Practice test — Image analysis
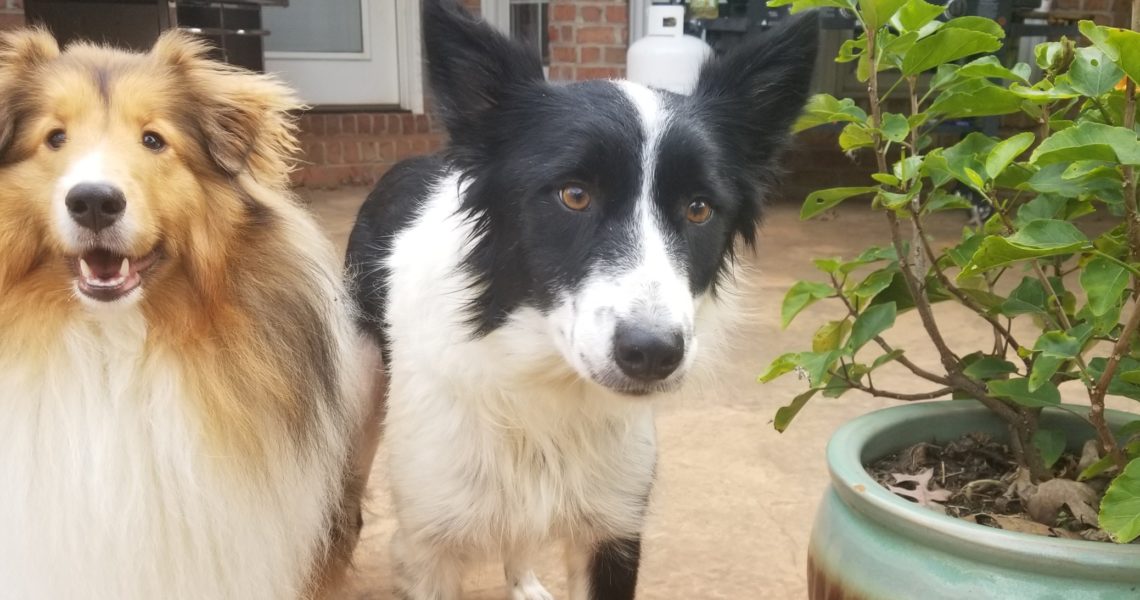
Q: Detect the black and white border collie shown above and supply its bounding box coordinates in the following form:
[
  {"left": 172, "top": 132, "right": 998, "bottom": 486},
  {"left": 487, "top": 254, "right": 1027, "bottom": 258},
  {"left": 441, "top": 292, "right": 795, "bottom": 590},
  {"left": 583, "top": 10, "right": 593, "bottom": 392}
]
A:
[{"left": 347, "top": 2, "right": 817, "bottom": 598}]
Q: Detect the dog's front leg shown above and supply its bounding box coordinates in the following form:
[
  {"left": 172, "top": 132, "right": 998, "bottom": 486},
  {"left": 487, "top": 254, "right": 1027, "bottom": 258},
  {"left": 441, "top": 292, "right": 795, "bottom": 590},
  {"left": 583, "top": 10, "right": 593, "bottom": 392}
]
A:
[
  {"left": 565, "top": 537, "right": 642, "bottom": 600},
  {"left": 390, "top": 529, "right": 464, "bottom": 600},
  {"left": 504, "top": 547, "right": 554, "bottom": 600}
]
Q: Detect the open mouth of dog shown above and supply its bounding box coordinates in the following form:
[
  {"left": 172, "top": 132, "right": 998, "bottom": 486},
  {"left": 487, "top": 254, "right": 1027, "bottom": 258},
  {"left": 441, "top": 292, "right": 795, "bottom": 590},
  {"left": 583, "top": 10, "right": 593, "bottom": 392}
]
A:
[{"left": 69, "top": 247, "right": 161, "bottom": 302}]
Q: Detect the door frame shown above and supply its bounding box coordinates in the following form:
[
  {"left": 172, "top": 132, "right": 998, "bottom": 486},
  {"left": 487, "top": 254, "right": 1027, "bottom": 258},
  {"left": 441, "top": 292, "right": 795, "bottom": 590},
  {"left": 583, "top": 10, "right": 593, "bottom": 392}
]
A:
[
  {"left": 396, "top": 0, "right": 425, "bottom": 113},
  {"left": 263, "top": 0, "right": 424, "bottom": 112}
]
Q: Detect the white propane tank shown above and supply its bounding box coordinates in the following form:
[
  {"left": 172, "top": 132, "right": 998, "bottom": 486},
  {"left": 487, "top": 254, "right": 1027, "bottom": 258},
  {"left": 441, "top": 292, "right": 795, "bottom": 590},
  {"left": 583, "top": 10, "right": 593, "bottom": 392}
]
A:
[{"left": 626, "top": 4, "right": 712, "bottom": 95}]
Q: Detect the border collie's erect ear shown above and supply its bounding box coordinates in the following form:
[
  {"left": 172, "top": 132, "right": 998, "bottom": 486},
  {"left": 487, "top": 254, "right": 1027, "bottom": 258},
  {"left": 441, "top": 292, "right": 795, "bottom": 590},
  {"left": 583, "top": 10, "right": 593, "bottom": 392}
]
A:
[
  {"left": 693, "top": 13, "right": 819, "bottom": 185},
  {"left": 422, "top": 0, "right": 545, "bottom": 136}
]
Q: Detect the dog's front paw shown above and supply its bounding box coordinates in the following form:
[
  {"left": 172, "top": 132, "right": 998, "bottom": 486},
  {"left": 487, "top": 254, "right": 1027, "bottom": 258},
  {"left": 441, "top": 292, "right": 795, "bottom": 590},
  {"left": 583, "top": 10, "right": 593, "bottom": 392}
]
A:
[{"left": 509, "top": 569, "right": 554, "bottom": 600}]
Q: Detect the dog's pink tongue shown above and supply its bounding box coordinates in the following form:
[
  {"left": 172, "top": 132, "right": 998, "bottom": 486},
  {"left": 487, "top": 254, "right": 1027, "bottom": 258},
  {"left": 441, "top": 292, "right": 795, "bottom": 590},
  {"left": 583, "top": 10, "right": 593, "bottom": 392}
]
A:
[{"left": 82, "top": 249, "right": 125, "bottom": 279}]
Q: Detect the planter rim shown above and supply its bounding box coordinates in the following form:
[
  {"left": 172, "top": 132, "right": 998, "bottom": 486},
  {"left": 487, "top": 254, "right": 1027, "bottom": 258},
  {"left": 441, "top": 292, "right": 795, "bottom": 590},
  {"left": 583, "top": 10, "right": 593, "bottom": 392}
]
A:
[{"left": 826, "top": 401, "right": 1140, "bottom": 578}]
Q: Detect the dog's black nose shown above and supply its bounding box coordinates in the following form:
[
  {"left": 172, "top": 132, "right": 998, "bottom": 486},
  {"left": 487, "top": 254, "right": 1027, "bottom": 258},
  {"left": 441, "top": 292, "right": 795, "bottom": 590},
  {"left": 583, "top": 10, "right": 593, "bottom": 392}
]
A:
[
  {"left": 614, "top": 323, "right": 685, "bottom": 382},
  {"left": 66, "top": 183, "right": 126, "bottom": 232}
]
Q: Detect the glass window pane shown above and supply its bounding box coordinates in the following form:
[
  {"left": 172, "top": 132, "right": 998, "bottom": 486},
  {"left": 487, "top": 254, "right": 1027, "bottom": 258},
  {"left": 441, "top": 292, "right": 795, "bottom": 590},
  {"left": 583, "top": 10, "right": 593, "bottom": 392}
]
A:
[
  {"left": 510, "top": 2, "right": 549, "bottom": 65},
  {"left": 263, "top": 0, "right": 364, "bottom": 54}
]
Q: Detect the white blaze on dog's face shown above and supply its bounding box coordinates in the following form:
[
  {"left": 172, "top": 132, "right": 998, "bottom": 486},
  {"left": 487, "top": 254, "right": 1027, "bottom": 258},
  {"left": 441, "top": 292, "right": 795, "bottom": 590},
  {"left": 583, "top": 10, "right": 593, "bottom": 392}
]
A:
[
  {"left": 549, "top": 82, "right": 700, "bottom": 395},
  {"left": 415, "top": 5, "right": 818, "bottom": 395},
  {"left": 0, "top": 30, "right": 300, "bottom": 311}
]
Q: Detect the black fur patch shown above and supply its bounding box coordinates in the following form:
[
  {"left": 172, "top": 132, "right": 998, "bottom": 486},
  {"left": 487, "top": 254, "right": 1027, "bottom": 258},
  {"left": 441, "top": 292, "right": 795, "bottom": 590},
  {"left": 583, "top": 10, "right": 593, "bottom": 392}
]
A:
[
  {"left": 589, "top": 537, "right": 641, "bottom": 600},
  {"left": 345, "top": 155, "right": 443, "bottom": 361}
]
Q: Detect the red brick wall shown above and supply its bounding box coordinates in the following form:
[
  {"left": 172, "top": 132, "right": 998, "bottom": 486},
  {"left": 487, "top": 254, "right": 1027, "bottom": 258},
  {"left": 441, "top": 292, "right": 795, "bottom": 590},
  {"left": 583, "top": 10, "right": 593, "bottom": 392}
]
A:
[
  {"left": 548, "top": 0, "right": 629, "bottom": 81},
  {"left": 0, "top": 0, "right": 24, "bottom": 30},
  {"left": 1051, "top": 0, "right": 1130, "bottom": 24},
  {"left": 292, "top": 111, "right": 445, "bottom": 188}
]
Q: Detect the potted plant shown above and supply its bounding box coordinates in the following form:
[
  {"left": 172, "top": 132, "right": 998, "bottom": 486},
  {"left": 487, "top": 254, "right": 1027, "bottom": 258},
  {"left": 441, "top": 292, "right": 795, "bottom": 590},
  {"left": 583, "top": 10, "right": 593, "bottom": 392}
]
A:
[{"left": 760, "top": 0, "right": 1140, "bottom": 595}]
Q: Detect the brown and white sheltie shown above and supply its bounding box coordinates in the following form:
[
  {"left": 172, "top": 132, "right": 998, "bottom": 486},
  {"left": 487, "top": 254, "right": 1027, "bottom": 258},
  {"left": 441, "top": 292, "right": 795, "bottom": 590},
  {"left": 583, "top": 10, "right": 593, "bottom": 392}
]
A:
[{"left": 0, "top": 29, "right": 371, "bottom": 599}]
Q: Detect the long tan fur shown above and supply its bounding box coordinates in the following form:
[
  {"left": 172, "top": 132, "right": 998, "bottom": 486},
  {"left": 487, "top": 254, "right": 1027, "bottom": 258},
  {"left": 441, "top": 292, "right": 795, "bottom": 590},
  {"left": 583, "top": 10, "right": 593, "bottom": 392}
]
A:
[{"left": 0, "top": 29, "right": 369, "bottom": 599}]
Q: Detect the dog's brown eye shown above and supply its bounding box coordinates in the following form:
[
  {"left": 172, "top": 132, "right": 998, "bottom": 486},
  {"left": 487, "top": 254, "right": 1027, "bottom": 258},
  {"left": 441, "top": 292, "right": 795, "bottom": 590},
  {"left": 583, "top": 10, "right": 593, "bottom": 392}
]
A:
[
  {"left": 142, "top": 131, "right": 166, "bottom": 152},
  {"left": 686, "top": 199, "right": 713, "bottom": 224},
  {"left": 46, "top": 129, "right": 67, "bottom": 150},
  {"left": 559, "top": 185, "right": 591, "bottom": 211}
]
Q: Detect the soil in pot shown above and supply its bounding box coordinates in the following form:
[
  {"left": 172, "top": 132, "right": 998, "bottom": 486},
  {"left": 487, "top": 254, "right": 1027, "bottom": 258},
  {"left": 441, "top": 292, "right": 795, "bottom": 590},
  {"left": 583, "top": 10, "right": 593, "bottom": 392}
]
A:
[{"left": 866, "top": 432, "right": 1134, "bottom": 543}]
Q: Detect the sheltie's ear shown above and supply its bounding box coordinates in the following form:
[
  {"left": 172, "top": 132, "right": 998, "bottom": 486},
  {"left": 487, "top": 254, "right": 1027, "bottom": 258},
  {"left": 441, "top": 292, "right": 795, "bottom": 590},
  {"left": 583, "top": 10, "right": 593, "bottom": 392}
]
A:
[
  {"left": 152, "top": 30, "right": 303, "bottom": 188},
  {"left": 422, "top": 0, "right": 544, "bottom": 137},
  {"left": 0, "top": 28, "right": 59, "bottom": 158}
]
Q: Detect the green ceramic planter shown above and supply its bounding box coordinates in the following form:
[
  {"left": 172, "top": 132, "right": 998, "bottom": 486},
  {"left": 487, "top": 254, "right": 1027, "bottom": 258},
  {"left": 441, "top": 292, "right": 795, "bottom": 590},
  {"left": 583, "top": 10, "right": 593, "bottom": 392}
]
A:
[{"left": 808, "top": 401, "right": 1140, "bottom": 600}]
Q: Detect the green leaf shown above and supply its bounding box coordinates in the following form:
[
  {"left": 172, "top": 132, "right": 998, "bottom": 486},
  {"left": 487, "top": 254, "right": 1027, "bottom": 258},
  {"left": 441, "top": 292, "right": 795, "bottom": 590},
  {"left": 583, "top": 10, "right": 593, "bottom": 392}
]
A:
[
  {"left": 985, "top": 132, "right": 1034, "bottom": 180},
  {"left": 1033, "top": 428, "right": 1067, "bottom": 469},
  {"left": 1067, "top": 47, "right": 1125, "bottom": 97},
  {"left": 923, "top": 189, "right": 972, "bottom": 214},
  {"left": 851, "top": 267, "right": 897, "bottom": 302},
  {"left": 1079, "top": 20, "right": 1140, "bottom": 84},
  {"left": 924, "top": 132, "right": 996, "bottom": 188},
  {"left": 767, "top": 0, "right": 855, "bottom": 11},
  {"left": 956, "top": 55, "right": 1031, "bottom": 84},
  {"left": 987, "top": 377, "right": 1061, "bottom": 407},
  {"left": 1034, "top": 330, "right": 1081, "bottom": 359},
  {"left": 872, "top": 173, "right": 902, "bottom": 186},
  {"left": 794, "top": 94, "right": 869, "bottom": 133},
  {"left": 801, "top": 186, "right": 878, "bottom": 220},
  {"left": 1008, "top": 81, "right": 1081, "bottom": 102},
  {"left": 813, "top": 258, "right": 841, "bottom": 274},
  {"left": 881, "top": 113, "right": 910, "bottom": 143},
  {"left": 891, "top": 0, "right": 945, "bottom": 31},
  {"left": 870, "top": 349, "right": 906, "bottom": 370},
  {"left": 800, "top": 350, "right": 842, "bottom": 387},
  {"left": 813, "top": 319, "right": 852, "bottom": 352},
  {"left": 1001, "top": 277, "right": 1048, "bottom": 316},
  {"left": 774, "top": 388, "right": 819, "bottom": 433},
  {"left": 1030, "top": 122, "right": 1140, "bottom": 166},
  {"left": 957, "top": 287, "right": 1006, "bottom": 310},
  {"left": 960, "top": 220, "right": 1090, "bottom": 278},
  {"left": 839, "top": 123, "right": 875, "bottom": 152},
  {"left": 1088, "top": 357, "right": 1140, "bottom": 401},
  {"left": 963, "top": 167, "right": 986, "bottom": 192},
  {"left": 1023, "top": 163, "right": 1123, "bottom": 202},
  {"left": 781, "top": 281, "right": 835, "bottom": 328},
  {"left": 948, "top": 232, "right": 984, "bottom": 268},
  {"left": 1080, "top": 257, "right": 1129, "bottom": 317},
  {"left": 1029, "top": 355, "right": 1064, "bottom": 391},
  {"left": 758, "top": 352, "right": 800, "bottom": 383},
  {"left": 901, "top": 18, "right": 1004, "bottom": 76},
  {"left": 963, "top": 355, "right": 1018, "bottom": 380},
  {"left": 846, "top": 302, "right": 897, "bottom": 354},
  {"left": 1014, "top": 194, "right": 1066, "bottom": 226},
  {"left": 1100, "top": 458, "right": 1140, "bottom": 543},
  {"left": 928, "top": 78, "right": 1026, "bottom": 118},
  {"left": 1120, "top": 370, "right": 1140, "bottom": 386},
  {"left": 862, "top": 0, "right": 909, "bottom": 29}
]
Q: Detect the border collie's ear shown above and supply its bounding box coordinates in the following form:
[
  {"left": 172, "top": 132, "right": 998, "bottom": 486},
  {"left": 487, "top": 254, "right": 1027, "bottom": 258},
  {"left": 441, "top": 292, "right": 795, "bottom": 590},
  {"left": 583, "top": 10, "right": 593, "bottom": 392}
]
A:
[
  {"left": 423, "top": 0, "right": 544, "bottom": 135},
  {"left": 0, "top": 29, "right": 59, "bottom": 157},
  {"left": 693, "top": 13, "right": 818, "bottom": 180},
  {"left": 153, "top": 30, "right": 303, "bottom": 188}
]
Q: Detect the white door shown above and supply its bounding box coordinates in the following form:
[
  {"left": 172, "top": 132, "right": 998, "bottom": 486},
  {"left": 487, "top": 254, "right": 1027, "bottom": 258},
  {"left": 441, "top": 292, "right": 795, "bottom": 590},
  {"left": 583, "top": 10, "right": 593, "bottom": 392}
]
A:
[{"left": 262, "top": 0, "right": 400, "bottom": 107}]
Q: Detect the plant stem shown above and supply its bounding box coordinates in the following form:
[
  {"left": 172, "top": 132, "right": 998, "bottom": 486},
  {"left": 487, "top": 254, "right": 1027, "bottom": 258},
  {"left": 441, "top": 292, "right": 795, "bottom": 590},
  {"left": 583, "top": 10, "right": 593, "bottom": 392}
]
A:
[
  {"left": 830, "top": 274, "right": 951, "bottom": 385},
  {"left": 829, "top": 370, "right": 952, "bottom": 401},
  {"left": 1123, "top": 0, "right": 1139, "bottom": 278},
  {"left": 1084, "top": 0, "right": 1138, "bottom": 471},
  {"left": 910, "top": 207, "right": 1027, "bottom": 362},
  {"left": 1089, "top": 304, "right": 1140, "bottom": 470}
]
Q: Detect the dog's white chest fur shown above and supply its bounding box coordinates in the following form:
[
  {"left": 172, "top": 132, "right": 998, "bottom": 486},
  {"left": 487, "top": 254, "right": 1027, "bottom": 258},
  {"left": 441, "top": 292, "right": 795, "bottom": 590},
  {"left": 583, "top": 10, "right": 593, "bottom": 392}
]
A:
[
  {"left": 383, "top": 178, "right": 658, "bottom": 553},
  {"left": 0, "top": 311, "right": 328, "bottom": 600}
]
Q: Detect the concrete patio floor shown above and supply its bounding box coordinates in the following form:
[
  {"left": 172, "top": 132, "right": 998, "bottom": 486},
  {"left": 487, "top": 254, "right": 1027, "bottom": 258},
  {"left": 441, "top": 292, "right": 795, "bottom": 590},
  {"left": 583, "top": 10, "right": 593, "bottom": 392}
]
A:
[{"left": 303, "top": 187, "right": 1136, "bottom": 600}]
